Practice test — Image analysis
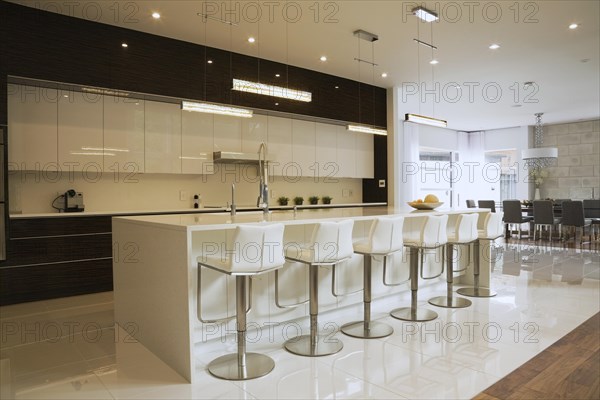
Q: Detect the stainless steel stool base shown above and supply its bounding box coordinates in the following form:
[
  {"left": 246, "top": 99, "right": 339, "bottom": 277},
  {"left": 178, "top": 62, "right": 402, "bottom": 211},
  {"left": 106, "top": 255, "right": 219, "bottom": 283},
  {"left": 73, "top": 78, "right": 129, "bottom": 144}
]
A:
[
  {"left": 390, "top": 307, "right": 438, "bottom": 322},
  {"left": 341, "top": 320, "right": 393, "bottom": 339},
  {"left": 456, "top": 287, "right": 497, "bottom": 298},
  {"left": 428, "top": 296, "right": 472, "bottom": 308},
  {"left": 207, "top": 353, "right": 275, "bottom": 380},
  {"left": 284, "top": 335, "right": 343, "bottom": 357}
]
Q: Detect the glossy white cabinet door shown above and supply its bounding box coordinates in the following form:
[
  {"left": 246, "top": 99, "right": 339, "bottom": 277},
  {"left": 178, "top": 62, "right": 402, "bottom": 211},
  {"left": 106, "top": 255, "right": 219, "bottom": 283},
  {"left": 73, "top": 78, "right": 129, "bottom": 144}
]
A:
[
  {"left": 336, "top": 126, "right": 356, "bottom": 178},
  {"left": 58, "top": 90, "right": 103, "bottom": 171},
  {"left": 145, "top": 101, "right": 182, "bottom": 174},
  {"left": 241, "top": 114, "right": 267, "bottom": 153},
  {"left": 213, "top": 115, "right": 241, "bottom": 153},
  {"left": 292, "top": 119, "right": 316, "bottom": 178},
  {"left": 103, "top": 96, "right": 145, "bottom": 174},
  {"left": 267, "top": 116, "right": 293, "bottom": 177},
  {"left": 8, "top": 84, "right": 58, "bottom": 171},
  {"left": 181, "top": 111, "right": 214, "bottom": 175},
  {"left": 355, "top": 132, "right": 375, "bottom": 178},
  {"left": 315, "top": 123, "right": 339, "bottom": 182}
]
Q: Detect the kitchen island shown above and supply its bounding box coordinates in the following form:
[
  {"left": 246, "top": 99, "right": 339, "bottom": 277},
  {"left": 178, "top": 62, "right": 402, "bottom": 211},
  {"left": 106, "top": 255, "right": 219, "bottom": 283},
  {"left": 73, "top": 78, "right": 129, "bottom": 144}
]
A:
[{"left": 112, "top": 207, "right": 494, "bottom": 382}]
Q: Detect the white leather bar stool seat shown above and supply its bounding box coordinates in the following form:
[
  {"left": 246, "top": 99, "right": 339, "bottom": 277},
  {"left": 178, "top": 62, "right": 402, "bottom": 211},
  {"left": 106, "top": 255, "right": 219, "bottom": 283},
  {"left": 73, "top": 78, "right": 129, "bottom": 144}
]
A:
[
  {"left": 197, "top": 223, "right": 285, "bottom": 380},
  {"left": 341, "top": 216, "right": 404, "bottom": 339},
  {"left": 284, "top": 220, "right": 354, "bottom": 357},
  {"left": 457, "top": 212, "right": 503, "bottom": 298},
  {"left": 391, "top": 215, "right": 448, "bottom": 322},
  {"left": 428, "top": 213, "right": 478, "bottom": 308}
]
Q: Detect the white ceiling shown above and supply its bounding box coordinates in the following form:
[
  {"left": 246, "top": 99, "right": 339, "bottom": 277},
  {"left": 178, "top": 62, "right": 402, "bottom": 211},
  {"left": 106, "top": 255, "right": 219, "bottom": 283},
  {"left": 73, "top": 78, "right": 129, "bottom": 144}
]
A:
[{"left": 10, "top": 0, "right": 600, "bottom": 131}]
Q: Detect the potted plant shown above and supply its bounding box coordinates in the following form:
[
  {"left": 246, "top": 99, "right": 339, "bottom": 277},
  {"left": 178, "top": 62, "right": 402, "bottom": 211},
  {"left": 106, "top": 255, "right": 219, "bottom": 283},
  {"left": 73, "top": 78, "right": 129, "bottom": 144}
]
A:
[
  {"left": 308, "top": 196, "right": 320, "bottom": 205},
  {"left": 293, "top": 196, "right": 304, "bottom": 206},
  {"left": 322, "top": 196, "right": 333, "bottom": 205},
  {"left": 277, "top": 196, "right": 289, "bottom": 206}
]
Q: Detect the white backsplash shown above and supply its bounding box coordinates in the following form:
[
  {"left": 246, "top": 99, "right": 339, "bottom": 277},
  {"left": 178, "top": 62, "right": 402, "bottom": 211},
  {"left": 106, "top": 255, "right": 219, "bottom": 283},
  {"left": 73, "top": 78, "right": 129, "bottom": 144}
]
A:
[{"left": 8, "top": 167, "right": 363, "bottom": 214}]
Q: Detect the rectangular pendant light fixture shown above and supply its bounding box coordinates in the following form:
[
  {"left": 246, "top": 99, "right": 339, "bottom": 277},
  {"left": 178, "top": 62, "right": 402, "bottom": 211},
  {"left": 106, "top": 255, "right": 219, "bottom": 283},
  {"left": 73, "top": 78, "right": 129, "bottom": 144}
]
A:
[
  {"left": 412, "top": 6, "right": 439, "bottom": 22},
  {"left": 232, "top": 79, "right": 312, "bottom": 102},
  {"left": 181, "top": 101, "right": 253, "bottom": 118},
  {"left": 405, "top": 113, "right": 447, "bottom": 128},
  {"left": 347, "top": 124, "right": 388, "bottom": 136}
]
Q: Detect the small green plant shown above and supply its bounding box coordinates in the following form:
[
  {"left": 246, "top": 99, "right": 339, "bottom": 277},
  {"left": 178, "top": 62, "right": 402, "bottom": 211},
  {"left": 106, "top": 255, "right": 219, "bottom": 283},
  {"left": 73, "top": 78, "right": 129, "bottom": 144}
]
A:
[
  {"left": 293, "top": 196, "right": 304, "bottom": 205},
  {"left": 322, "top": 196, "right": 333, "bottom": 204},
  {"left": 308, "top": 196, "right": 320, "bottom": 205},
  {"left": 277, "top": 196, "right": 289, "bottom": 206}
]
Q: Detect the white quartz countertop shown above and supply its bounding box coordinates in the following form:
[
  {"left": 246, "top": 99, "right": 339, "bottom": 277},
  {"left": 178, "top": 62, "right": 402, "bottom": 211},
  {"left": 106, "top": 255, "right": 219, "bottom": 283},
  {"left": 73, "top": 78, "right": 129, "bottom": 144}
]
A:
[
  {"left": 114, "top": 206, "right": 487, "bottom": 232},
  {"left": 10, "top": 203, "right": 386, "bottom": 219}
]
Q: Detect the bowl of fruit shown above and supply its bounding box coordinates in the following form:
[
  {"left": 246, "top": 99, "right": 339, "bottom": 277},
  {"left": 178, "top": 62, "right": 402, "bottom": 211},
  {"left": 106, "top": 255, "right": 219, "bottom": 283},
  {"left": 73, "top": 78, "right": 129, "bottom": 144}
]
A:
[{"left": 407, "top": 194, "right": 444, "bottom": 210}]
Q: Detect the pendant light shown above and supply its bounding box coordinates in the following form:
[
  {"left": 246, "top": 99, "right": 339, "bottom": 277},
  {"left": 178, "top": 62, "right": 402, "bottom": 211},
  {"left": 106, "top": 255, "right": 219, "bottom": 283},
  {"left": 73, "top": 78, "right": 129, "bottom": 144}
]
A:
[
  {"left": 347, "top": 29, "right": 387, "bottom": 136},
  {"left": 183, "top": 12, "right": 252, "bottom": 118},
  {"left": 522, "top": 113, "right": 558, "bottom": 168},
  {"left": 405, "top": 6, "right": 447, "bottom": 128}
]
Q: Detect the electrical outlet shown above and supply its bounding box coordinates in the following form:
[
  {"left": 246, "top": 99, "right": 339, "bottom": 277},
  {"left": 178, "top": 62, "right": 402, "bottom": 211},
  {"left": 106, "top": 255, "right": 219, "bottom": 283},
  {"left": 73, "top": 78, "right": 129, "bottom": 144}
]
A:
[
  {"left": 179, "top": 190, "right": 187, "bottom": 201},
  {"left": 379, "top": 179, "right": 386, "bottom": 188}
]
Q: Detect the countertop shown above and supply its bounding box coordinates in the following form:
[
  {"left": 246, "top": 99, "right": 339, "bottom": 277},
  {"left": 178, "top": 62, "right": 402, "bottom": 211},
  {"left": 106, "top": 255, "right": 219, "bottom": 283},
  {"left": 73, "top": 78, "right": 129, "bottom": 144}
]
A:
[
  {"left": 114, "top": 206, "right": 488, "bottom": 232},
  {"left": 9, "top": 202, "right": 387, "bottom": 219}
]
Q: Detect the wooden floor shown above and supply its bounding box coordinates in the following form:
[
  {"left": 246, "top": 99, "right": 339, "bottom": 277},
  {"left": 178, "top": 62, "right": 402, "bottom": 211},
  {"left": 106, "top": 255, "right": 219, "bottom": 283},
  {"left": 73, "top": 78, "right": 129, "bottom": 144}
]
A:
[{"left": 474, "top": 313, "right": 600, "bottom": 400}]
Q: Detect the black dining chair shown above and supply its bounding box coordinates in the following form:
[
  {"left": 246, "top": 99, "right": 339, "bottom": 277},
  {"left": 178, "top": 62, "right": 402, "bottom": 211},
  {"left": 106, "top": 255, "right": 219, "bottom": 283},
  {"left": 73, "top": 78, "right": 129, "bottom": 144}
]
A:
[
  {"left": 583, "top": 199, "right": 600, "bottom": 240},
  {"left": 532, "top": 200, "right": 561, "bottom": 241},
  {"left": 466, "top": 200, "right": 476, "bottom": 208},
  {"left": 478, "top": 200, "right": 496, "bottom": 213},
  {"left": 561, "top": 200, "right": 592, "bottom": 246},
  {"left": 503, "top": 200, "right": 533, "bottom": 239}
]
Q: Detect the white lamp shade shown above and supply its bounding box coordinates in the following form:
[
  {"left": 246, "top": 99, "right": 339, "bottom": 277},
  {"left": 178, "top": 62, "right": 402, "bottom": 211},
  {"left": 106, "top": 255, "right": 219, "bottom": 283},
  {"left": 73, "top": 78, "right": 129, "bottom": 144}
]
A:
[{"left": 521, "top": 147, "right": 558, "bottom": 160}]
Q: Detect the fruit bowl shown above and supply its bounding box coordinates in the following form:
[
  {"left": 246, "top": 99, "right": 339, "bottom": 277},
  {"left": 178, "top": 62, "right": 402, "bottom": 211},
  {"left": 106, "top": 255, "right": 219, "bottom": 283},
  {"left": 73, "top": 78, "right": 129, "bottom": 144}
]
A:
[{"left": 407, "top": 201, "right": 444, "bottom": 210}]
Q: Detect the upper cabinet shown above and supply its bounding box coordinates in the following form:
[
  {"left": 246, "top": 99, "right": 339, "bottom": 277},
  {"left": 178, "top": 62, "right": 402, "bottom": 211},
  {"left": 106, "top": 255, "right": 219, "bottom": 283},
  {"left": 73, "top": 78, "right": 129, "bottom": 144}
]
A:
[
  {"left": 336, "top": 126, "right": 356, "bottom": 178},
  {"left": 103, "top": 96, "right": 145, "bottom": 173},
  {"left": 355, "top": 133, "right": 375, "bottom": 179},
  {"left": 213, "top": 115, "right": 241, "bottom": 153},
  {"left": 315, "top": 123, "right": 338, "bottom": 181},
  {"left": 145, "top": 101, "right": 182, "bottom": 174},
  {"left": 57, "top": 90, "right": 104, "bottom": 171},
  {"left": 8, "top": 84, "right": 58, "bottom": 171},
  {"left": 181, "top": 111, "right": 214, "bottom": 175},
  {"left": 267, "top": 116, "right": 292, "bottom": 177},
  {"left": 292, "top": 120, "right": 316, "bottom": 178},
  {"left": 241, "top": 114, "right": 267, "bottom": 153}
]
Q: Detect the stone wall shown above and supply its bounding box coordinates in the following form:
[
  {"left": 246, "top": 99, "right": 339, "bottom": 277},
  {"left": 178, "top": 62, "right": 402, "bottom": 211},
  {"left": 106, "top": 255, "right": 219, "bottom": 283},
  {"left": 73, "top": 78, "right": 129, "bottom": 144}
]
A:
[{"left": 542, "top": 119, "right": 600, "bottom": 199}]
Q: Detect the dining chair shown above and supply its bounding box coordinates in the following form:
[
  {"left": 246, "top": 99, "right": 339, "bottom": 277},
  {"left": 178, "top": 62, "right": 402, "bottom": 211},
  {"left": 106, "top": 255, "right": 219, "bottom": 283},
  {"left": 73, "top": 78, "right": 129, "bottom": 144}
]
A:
[
  {"left": 583, "top": 199, "right": 600, "bottom": 240},
  {"left": 561, "top": 201, "right": 592, "bottom": 246},
  {"left": 478, "top": 200, "right": 496, "bottom": 212},
  {"left": 503, "top": 200, "right": 533, "bottom": 239},
  {"left": 532, "top": 200, "right": 561, "bottom": 241},
  {"left": 466, "top": 200, "right": 476, "bottom": 208}
]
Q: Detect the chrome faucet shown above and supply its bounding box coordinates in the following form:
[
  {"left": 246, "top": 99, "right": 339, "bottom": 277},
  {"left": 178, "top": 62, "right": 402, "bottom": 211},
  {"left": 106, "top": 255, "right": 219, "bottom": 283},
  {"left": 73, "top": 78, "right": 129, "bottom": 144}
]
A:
[
  {"left": 230, "top": 183, "right": 236, "bottom": 216},
  {"left": 256, "top": 142, "right": 269, "bottom": 215}
]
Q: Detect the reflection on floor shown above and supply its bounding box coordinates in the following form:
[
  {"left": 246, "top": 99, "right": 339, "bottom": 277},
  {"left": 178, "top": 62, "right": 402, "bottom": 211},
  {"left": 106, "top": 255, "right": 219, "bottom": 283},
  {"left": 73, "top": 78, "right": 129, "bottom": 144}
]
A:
[{"left": 1, "top": 242, "right": 598, "bottom": 399}]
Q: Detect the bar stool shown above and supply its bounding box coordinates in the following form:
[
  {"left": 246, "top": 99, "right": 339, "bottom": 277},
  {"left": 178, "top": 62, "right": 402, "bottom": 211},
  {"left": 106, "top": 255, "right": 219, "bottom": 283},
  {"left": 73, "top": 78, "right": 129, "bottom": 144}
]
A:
[
  {"left": 284, "top": 220, "right": 354, "bottom": 357},
  {"left": 429, "top": 213, "right": 478, "bottom": 308},
  {"left": 340, "top": 216, "right": 404, "bottom": 339},
  {"left": 391, "top": 215, "right": 448, "bottom": 322},
  {"left": 457, "top": 212, "right": 503, "bottom": 298},
  {"left": 197, "top": 223, "right": 285, "bottom": 380}
]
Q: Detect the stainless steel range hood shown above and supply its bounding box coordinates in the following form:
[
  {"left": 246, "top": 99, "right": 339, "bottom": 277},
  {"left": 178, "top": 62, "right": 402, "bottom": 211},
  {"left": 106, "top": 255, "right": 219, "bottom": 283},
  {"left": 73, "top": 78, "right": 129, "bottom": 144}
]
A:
[{"left": 213, "top": 151, "right": 268, "bottom": 164}]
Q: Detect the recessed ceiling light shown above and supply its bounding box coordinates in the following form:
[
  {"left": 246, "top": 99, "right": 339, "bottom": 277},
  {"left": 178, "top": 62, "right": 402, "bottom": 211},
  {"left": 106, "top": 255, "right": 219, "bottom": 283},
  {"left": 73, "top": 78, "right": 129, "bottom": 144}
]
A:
[
  {"left": 275, "top": 102, "right": 279, "bottom": 106},
  {"left": 569, "top": 23, "right": 578, "bottom": 29},
  {"left": 152, "top": 12, "right": 161, "bottom": 19},
  {"left": 275, "top": 74, "right": 280, "bottom": 77},
  {"left": 335, "top": 86, "right": 339, "bottom": 89},
  {"left": 63, "top": 94, "right": 69, "bottom": 98},
  {"left": 381, "top": 73, "right": 388, "bottom": 78},
  {"left": 581, "top": 58, "right": 590, "bottom": 63},
  {"left": 121, "top": 43, "right": 128, "bottom": 48},
  {"left": 320, "top": 56, "right": 327, "bottom": 62},
  {"left": 429, "top": 59, "right": 439, "bottom": 65},
  {"left": 512, "top": 104, "right": 522, "bottom": 108},
  {"left": 489, "top": 43, "right": 500, "bottom": 50},
  {"left": 207, "top": 60, "right": 213, "bottom": 64},
  {"left": 248, "top": 37, "right": 255, "bottom": 43},
  {"left": 524, "top": 81, "right": 535, "bottom": 87}
]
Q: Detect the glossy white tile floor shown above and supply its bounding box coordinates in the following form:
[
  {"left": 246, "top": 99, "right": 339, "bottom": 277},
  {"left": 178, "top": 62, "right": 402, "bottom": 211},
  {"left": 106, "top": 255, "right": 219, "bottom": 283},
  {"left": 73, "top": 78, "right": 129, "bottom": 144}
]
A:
[{"left": 1, "top": 242, "right": 598, "bottom": 400}]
